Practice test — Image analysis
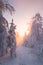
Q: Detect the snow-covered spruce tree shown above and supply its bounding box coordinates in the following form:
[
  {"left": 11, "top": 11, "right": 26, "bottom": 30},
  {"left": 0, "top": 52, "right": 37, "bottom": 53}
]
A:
[
  {"left": 31, "top": 13, "right": 43, "bottom": 45},
  {"left": 0, "top": 0, "right": 14, "bottom": 56},
  {"left": 23, "top": 13, "right": 43, "bottom": 48},
  {"left": 8, "top": 19, "right": 16, "bottom": 57},
  {"left": 31, "top": 13, "right": 43, "bottom": 56}
]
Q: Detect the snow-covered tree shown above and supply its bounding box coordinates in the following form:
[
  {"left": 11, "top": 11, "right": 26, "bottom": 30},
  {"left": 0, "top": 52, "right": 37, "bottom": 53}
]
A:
[
  {"left": 23, "top": 13, "right": 43, "bottom": 56},
  {"left": 8, "top": 19, "right": 16, "bottom": 57},
  {"left": 0, "top": 0, "right": 15, "bottom": 57},
  {"left": 32, "top": 13, "right": 43, "bottom": 44},
  {"left": 23, "top": 13, "right": 43, "bottom": 48}
]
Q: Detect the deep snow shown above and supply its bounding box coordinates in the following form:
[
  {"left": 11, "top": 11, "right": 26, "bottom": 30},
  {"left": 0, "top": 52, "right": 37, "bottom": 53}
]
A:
[{"left": 0, "top": 45, "right": 43, "bottom": 65}]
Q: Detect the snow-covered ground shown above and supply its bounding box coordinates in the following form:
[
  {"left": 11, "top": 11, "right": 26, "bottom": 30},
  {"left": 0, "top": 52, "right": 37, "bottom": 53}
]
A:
[{"left": 0, "top": 45, "right": 43, "bottom": 65}]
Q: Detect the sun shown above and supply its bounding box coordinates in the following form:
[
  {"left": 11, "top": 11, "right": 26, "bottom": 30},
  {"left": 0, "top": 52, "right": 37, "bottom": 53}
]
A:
[
  {"left": 16, "top": 28, "right": 26, "bottom": 37},
  {"left": 18, "top": 29, "right": 26, "bottom": 36},
  {"left": 16, "top": 24, "right": 29, "bottom": 37},
  {"left": 26, "top": 30, "right": 30, "bottom": 36}
]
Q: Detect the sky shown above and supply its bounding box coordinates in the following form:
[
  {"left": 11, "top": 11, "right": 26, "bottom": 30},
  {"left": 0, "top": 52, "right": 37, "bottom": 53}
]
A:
[{"left": 3, "top": 0, "right": 43, "bottom": 36}]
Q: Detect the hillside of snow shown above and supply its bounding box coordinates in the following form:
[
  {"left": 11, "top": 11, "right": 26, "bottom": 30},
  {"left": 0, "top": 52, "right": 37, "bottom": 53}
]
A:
[{"left": 0, "top": 45, "right": 43, "bottom": 65}]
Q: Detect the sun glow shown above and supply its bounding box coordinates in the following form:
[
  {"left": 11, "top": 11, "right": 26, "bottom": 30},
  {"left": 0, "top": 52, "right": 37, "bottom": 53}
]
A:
[
  {"left": 26, "top": 30, "right": 30, "bottom": 36},
  {"left": 16, "top": 24, "right": 29, "bottom": 37},
  {"left": 15, "top": 23, "right": 31, "bottom": 46}
]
